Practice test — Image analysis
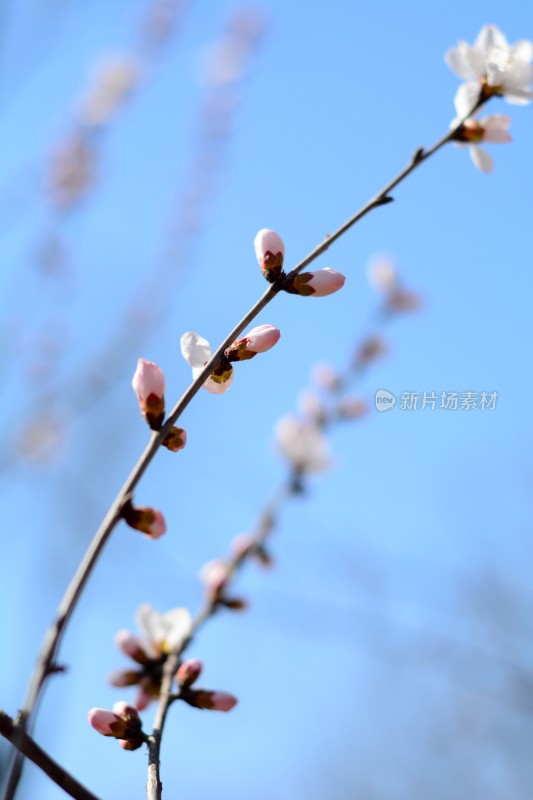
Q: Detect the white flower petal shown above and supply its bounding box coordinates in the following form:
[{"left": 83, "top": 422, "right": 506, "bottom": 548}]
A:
[
  {"left": 511, "top": 40, "right": 533, "bottom": 63},
  {"left": 445, "top": 44, "right": 478, "bottom": 80},
  {"left": 161, "top": 608, "right": 192, "bottom": 651},
  {"left": 199, "top": 369, "right": 234, "bottom": 394},
  {"left": 480, "top": 115, "right": 512, "bottom": 143},
  {"left": 475, "top": 25, "right": 508, "bottom": 54},
  {"left": 136, "top": 604, "right": 166, "bottom": 646},
  {"left": 180, "top": 332, "right": 212, "bottom": 369},
  {"left": 470, "top": 146, "right": 493, "bottom": 173},
  {"left": 454, "top": 82, "right": 481, "bottom": 118}
]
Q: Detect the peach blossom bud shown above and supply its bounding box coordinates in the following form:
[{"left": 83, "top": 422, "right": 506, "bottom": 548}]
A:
[
  {"left": 200, "top": 559, "right": 231, "bottom": 600},
  {"left": 88, "top": 708, "right": 123, "bottom": 736},
  {"left": 367, "top": 257, "right": 398, "bottom": 294},
  {"left": 388, "top": 289, "right": 421, "bottom": 313},
  {"left": 177, "top": 658, "right": 203, "bottom": 688},
  {"left": 283, "top": 268, "right": 345, "bottom": 297},
  {"left": 337, "top": 397, "right": 368, "bottom": 419},
  {"left": 162, "top": 426, "right": 187, "bottom": 452},
  {"left": 298, "top": 391, "right": 325, "bottom": 422},
  {"left": 184, "top": 689, "right": 238, "bottom": 712},
  {"left": 108, "top": 669, "right": 141, "bottom": 687},
  {"left": 123, "top": 504, "right": 167, "bottom": 540},
  {"left": 113, "top": 701, "right": 139, "bottom": 720},
  {"left": 355, "top": 336, "right": 387, "bottom": 365},
  {"left": 114, "top": 630, "right": 151, "bottom": 665},
  {"left": 225, "top": 325, "right": 281, "bottom": 361},
  {"left": 254, "top": 229, "right": 285, "bottom": 282},
  {"left": 230, "top": 534, "right": 256, "bottom": 559},
  {"left": 312, "top": 362, "right": 341, "bottom": 392},
  {"left": 132, "top": 358, "right": 166, "bottom": 429}
]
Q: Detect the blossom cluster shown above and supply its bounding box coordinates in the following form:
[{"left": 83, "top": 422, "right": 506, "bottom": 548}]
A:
[{"left": 446, "top": 25, "right": 532, "bottom": 172}]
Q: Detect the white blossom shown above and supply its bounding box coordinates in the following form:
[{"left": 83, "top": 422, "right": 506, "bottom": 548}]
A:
[
  {"left": 446, "top": 25, "right": 533, "bottom": 109},
  {"left": 180, "top": 332, "right": 233, "bottom": 394}
]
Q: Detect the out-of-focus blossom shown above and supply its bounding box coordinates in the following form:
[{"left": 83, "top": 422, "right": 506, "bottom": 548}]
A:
[
  {"left": 354, "top": 336, "right": 387, "bottom": 365},
  {"left": 312, "top": 363, "right": 341, "bottom": 392},
  {"left": 79, "top": 54, "right": 142, "bottom": 127},
  {"left": 298, "top": 391, "right": 326, "bottom": 423},
  {"left": 48, "top": 134, "right": 96, "bottom": 209},
  {"left": 182, "top": 689, "right": 238, "bottom": 712},
  {"left": 452, "top": 113, "right": 512, "bottom": 173},
  {"left": 225, "top": 325, "right": 281, "bottom": 361},
  {"left": 132, "top": 358, "right": 166, "bottom": 429},
  {"left": 367, "top": 257, "right": 398, "bottom": 294},
  {"left": 283, "top": 268, "right": 346, "bottom": 297},
  {"left": 231, "top": 534, "right": 273, "bottom": 567},
  {"left": 254, "top": 229, "right": 285, "bottom": 282},
  {"left": 446, "top": 25, "right": 533, "bottom": 110},
  {"left": 200, "top": 559, "right": 231, "bottom": 599},
  {"left": 275, "top": 416, "right": 331, "bottom": 473},
  {"left": 180, "top": 332, "right": 233, "bottom": 394},
  {"left": 337, "top": 397, "right": 369, "bottom": 419},
  {"left": 176, "top": 659, "right": 203, "bottom": 688},
  {"left": 122, "top": 504, "right": 167, "bottom": 540},
  {"left": 109, "top": 606, "right": 192, "bottom": 710},
  {"left": 88, "top": 701, "right": 144, "bottom": 749}
]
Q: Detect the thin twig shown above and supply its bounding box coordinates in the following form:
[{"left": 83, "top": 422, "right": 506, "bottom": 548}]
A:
[
  {"left": 0, "top": 711, "right": 102, "bottom": 800},
  {"left": 3, "top": 98, "right": 484, "bottom": 800}
]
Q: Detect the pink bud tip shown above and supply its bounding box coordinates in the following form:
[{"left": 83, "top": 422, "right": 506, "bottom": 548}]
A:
[
  {"left": 132, "top": 358, "right": 165, "bottom": 406},
  {"left": 254, "top": 229, "right": 285, "bottom": 281},
  {"left": 209, "top": 691, "right": 238, "bottom": 712},
  {"left": 113, "top": 701, "right": 139, "bottom": 720},
  {"left": 254, "top": 229, "right": 285, "bottom": 264},
  {"left": 88, "top": 708, "right": 120, "bottom": 736},
  {"left": 177, "top": 658, "right": 203, "bottom": 688},
  {"left": 146, "top": 510, "right": 166, "bottom": 540},
  {"left": 243, "top": 324, "right": 281, "bottom": 354},
  {"left": 306, "top": 268, "right": 346, "bottom": 297}
]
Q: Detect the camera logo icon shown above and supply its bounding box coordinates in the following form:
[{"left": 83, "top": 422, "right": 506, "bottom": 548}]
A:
[{"left": 375, "top": 389, "right": 396, "bottom": 412}]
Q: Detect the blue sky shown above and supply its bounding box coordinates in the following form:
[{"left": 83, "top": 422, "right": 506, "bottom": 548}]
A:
[{"left": 2, "top": 1, "right": 533, "bottom": 798}]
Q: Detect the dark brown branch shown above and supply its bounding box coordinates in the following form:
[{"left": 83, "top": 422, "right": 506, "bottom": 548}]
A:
[{"left": 0, "top": 711, "right": 101, "bottom": 800}]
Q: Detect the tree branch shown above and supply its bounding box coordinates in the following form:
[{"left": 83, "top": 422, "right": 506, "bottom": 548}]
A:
[
  {"left": 0, "top": 711, "right": 102, "bottom": 800},
  {"left": 3, "top": 97, "right": 484, "bottom": 800}
]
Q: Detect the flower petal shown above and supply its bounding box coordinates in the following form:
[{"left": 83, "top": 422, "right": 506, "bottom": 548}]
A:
[
  {"left": 135, "top": 604, "right": 166, "bottom": 647},
  {"left": 161, "top": 607, "right": 192, "bottom": 652},
  {"left": 470, "top": 146, "right": 493, "bottom": 173},
  {"left": 180, "top": 332, "right": 212, "bottom": 369},
  {"left": 454, "top": 82, "right": 481, "bottom": 118}
]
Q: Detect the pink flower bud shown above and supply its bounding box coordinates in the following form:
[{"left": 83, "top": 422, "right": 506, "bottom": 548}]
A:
[
  {"left": 225, "top": 325, "right": 281, "bottom": 361},
  {"left": 312, "top": 362, "right": 341, "bottom": 392},
  {"left": 112, "top": 701, "right": 139, "bottom": 720},
  {"left": 230, "top": 534, "right": 256, "bottom": 559},
  {"left": 283, "top": 268, "right": 345, "bottom": 297},
  {"left": 88, "top": 708, "right": 123, "bottom": 736},
  {"left": 162, "top": 426, "right": 187, "bottom": 452},
  {"left": 123, "top": 505, "right": 167, "bottom": 540},
  {"left": 254, "top": 229, "right": 285, "bottom": 282},
  {"left": 114, "top": 630, "right": 151, "bottom": 664},
  {"left": 132, "top": 358, "right": 166, "bottom": 429},
  {"left": 200, "top": 559, "right": 231, "bottom": 600},
  {"left": 184, "top": 689, "right": 238, "bottom": 712},
  {"left": 177, "top": 658, "right": 203, "bottom": 688}
]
